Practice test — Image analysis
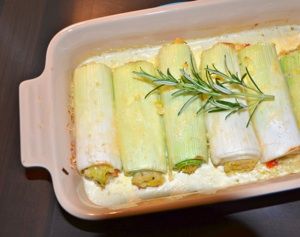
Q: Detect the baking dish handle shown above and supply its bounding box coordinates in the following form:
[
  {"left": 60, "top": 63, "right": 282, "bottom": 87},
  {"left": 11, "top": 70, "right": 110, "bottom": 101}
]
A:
[{"left": 19, "top": 75, "right": 53, "bottom": 172}]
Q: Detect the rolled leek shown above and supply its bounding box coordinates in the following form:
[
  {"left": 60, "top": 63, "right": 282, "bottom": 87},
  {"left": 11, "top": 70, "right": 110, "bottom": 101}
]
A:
[
  {"left": 157, "top": 40, "right": 208, "bottom": 174},
  {"left": 73, "top": 63, "right": 121, "bottom": 188},
  {"left": 280, "top": 50, "right": 300, "bottom": 128},
  {"left": 113, "top": 61, "right": 167, "bottom": 188},
  {"left": 238, "top": 43, "right": 300, "bottom": 162},
  {"left": 200, "top": 43, "right": 260, "bottom": 173}
]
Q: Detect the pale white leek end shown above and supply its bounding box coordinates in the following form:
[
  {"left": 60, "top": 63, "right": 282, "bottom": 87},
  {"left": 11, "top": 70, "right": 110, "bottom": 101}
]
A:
[
  {"left": 73, "top": 63, "right": 121, "bottom": 173},
  {"left": 239, "top": 43, "right": 300, "bottom": 162},
  {"left": 200, "top": 43, "right": 261, "bottom": 166}
]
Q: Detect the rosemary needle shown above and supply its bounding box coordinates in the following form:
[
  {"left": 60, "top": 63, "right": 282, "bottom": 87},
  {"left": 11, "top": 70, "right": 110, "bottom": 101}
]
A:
[{"left": 133, "top": 57, "right": 274, "bottom": 127}]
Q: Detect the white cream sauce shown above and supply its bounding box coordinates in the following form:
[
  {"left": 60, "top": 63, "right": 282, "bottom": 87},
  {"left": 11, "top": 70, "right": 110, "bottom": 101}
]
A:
[{"left": 81, "top": 25, "right": 300, "bottom": 208}]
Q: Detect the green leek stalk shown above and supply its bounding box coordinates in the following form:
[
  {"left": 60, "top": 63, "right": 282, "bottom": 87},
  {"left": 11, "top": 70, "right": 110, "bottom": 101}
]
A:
[
  {"left": 280, "top": 50, "right": 300, "bottom": 128},
  {"left": 113, "top": 61, "right": 167, "bottom": 188},
  {"left": 73, "top": 63, "right": 121, "bottom": 188},
  {"left": 200, "top": 43, "right": 260, "bottom": 173},
  {"left": 239, "top": 43, "right": 300, "bottom": 162},
  {"left": 157, "top": 40, "right": 208, "bottom": 174}
]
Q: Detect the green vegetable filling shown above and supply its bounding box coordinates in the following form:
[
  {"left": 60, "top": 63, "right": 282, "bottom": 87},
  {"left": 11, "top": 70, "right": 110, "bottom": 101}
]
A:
[
  {"left": 174, "top": 158, "right": 204, "bottom": 174},
  {"left": 131, "top": 171, "right": 165, "bottom": 189},
  {"left": 83, "top": 165, "right": 118, "bottom": 188}
]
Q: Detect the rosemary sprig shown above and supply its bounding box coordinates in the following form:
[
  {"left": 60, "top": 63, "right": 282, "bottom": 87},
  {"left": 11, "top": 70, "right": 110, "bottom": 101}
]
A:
[{"left": 133, "top": 57, "right": 274, "bottom": 127}]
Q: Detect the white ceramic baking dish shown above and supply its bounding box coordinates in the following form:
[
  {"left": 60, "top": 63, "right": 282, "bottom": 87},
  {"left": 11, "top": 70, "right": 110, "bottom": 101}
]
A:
[{"left": 19, "top": 0, "right": 300, "bottom": 220}]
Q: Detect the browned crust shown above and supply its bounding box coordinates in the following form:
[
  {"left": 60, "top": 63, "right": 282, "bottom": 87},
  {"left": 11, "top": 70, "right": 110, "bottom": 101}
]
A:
[
  {"left": 279, "top": 45, "right": 300, "bottom": 57},
  {"left": 172, "top": 37, "right": 187, "bottom": 44},
  {"left": 218, "top": 42, "right": 250, "bottom": 51}
]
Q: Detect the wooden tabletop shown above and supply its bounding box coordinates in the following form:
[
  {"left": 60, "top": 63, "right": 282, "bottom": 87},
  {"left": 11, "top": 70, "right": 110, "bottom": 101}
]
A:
[{"left": 1, "top": 0, "right": 300, "bottom": 236}]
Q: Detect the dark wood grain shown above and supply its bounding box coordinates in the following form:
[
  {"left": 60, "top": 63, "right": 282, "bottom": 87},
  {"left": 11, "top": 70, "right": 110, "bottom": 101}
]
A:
[{"left": 0, "top": 0, "right": 300, "bottom": 236}]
